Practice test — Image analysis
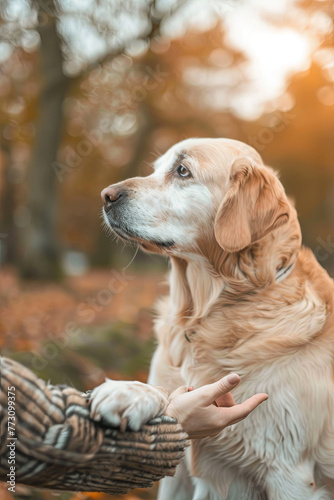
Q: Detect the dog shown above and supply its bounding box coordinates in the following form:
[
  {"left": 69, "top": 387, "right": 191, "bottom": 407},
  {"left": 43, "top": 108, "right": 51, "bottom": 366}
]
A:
[{"left": 97, "top": 138, "right": 334, "bottom": 500}]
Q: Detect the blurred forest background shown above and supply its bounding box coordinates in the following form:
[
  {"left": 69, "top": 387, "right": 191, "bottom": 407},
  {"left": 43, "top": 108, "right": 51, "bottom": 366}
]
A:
[{"left": 0, "top": 0, "right": 333, "bottom": 499}]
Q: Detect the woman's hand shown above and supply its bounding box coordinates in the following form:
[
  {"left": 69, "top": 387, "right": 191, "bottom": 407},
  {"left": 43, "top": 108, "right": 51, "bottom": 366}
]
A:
[{"left": 165, "top": 374, "right": 268, "bottom": 439}]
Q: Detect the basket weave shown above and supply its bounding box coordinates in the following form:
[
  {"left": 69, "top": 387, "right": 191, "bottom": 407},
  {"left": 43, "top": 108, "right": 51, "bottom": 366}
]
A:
[{"left": 0, "top": 357, "right": 188, "bottom": 494}]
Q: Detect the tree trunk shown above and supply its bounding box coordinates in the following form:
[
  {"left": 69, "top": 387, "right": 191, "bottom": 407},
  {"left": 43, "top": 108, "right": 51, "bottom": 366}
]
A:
[
  {"left": 0, "top": 142, "right": 16, "bottom": 265},
  {"left": 19, "top": 4, "right": 69, "bottom": 280}
]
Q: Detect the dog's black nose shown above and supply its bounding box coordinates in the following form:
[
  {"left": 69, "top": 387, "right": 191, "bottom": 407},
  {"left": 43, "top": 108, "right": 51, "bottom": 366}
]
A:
[{"left": 101, "top": 186, "right": 123, "bottom": 210}]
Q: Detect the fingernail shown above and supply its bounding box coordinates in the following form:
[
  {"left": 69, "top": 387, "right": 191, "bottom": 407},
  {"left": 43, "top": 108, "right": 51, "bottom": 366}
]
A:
[{"left": 227, "top": 374, "right": 239, "bottom": 385}]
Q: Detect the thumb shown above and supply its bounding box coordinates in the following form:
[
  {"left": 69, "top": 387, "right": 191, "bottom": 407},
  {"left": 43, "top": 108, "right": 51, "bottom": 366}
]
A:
[{"left": 195, "top": 374, "right": 240, "bottom": 404}]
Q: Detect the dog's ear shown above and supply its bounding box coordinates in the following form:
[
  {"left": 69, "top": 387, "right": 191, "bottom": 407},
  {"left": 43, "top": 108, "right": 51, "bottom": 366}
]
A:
[{"left": 214, "top": 158, "right": 290, "bottom": 252}]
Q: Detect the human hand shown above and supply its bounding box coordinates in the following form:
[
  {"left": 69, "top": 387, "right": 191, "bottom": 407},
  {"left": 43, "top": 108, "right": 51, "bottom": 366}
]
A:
[{"left": 165, "top": 374, "right": 268, "bottom": 439}]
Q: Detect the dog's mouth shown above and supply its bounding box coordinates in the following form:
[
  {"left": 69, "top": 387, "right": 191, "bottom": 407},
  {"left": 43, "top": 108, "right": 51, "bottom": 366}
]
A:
[{"left": 103, "top": 209, "right": 175, "bottom": 250}]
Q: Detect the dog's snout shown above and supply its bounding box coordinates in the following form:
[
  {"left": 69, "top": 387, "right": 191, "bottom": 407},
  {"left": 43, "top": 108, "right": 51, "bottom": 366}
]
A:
[{"left": 101, "top": 186, "right": 123, "bottom": 210}]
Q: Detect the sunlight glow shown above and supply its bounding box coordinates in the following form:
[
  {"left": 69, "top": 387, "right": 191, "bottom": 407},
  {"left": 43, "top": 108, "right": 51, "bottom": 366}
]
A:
[
  {"left": 163, "top": 0, "right": 318, "bottom": 119},
  {"left": 0, "top": 0, "right": 327, "bottom": 119},
  {"left": 224, "top": 7, "right": 313, "bottom": 119}
]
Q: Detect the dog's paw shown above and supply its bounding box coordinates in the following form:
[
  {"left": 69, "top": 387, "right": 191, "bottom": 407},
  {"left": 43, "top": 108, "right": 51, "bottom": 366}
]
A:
[{"left": 90, "top": 379, "right": 169, "bottom": 431}]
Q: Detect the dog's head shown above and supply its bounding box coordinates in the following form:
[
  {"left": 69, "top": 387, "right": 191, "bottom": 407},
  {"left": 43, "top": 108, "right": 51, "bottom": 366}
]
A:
[{"left": 101, "top": 138, "right": 291, "bottom": 258}]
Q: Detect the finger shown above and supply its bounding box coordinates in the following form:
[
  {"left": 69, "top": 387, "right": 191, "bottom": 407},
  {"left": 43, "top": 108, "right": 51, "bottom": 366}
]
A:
[
  {"left": 193, "top": 374, "right": 240, "bottom": 405},
  {"left": 169, "top": 385, "right": 188, "bottom": 400},
  {"left": 215, "top": 392, "right": 236, "bottom": 408},
  {"left": 226, "top": 393, "right": 268, "bottom": 422}
]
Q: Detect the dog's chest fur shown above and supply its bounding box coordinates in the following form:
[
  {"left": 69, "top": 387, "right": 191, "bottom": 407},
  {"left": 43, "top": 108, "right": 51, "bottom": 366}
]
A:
[
  {"left": 156, "top": 255, "right": 330, "bottom": 386},
  {"left": 152, "top": 250, "right": 334, "bottom": 496}
]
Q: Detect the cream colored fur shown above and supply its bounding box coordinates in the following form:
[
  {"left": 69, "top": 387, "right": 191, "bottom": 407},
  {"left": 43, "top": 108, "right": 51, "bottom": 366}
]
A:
[{"left": 102, "top": 138, "right": 334, "bottom": 500}]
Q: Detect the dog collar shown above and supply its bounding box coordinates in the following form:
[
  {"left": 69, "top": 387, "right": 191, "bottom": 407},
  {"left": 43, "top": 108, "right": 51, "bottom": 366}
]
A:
[
  {"left": 184, "top": 330, "right": 195, "bottom": 343},
  {"left": 275, "top": 262, "right": 295, "bottom": 283},
  {"left": 184, "top": 263, "right": 295, "bottom": 343}
]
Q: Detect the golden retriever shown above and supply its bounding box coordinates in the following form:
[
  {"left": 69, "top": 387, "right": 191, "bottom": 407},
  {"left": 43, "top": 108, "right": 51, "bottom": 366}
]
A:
[{"left": 100, "top": 138, "right": 334, "bottom": 500}]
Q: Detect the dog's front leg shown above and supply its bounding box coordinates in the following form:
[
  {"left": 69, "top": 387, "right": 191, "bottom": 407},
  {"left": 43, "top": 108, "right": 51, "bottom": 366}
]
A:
[
  {"left": 148, "top": 344, "right": 186, "bottom": 392},
  {"left": 157, "top": 459, "right": 195, "bottom": 500},
  {"left": 149, "top": 345, "right": 196, "bottom": 500}
]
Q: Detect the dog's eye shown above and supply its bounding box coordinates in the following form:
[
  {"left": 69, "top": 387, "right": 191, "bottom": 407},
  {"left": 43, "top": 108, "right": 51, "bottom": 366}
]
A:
[{"left": 177, "top": 164, "right": 191, "bottom": 178}]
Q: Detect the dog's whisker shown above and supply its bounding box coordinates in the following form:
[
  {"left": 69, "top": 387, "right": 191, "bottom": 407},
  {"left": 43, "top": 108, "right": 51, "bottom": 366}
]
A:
[{"left": 123, "top": 245, "right": 139, "bottom": 271}]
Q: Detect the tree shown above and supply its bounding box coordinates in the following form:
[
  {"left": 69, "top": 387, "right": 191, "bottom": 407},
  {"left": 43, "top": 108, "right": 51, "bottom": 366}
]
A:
[
  {"left": 1, "top": 0, "right": 332, "bottom": 277},
  {"left": 20, "top": 0, "right": 69, "bottom": 279},
  {"left": 0, "top": 0, "right": 190, "bottom": 279}
]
